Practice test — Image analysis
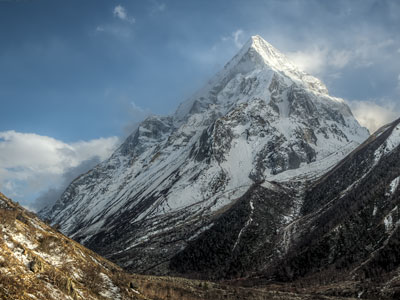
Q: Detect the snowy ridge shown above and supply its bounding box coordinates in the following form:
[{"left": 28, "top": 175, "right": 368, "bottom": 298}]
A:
[
  {"left": 374, "top": 123, "right": 400, "bottom": 162},
  {"left": 174, "top": 35, "right": 331, "bottom": 122},
  {"left": 40, "top": 35, "right": 369, "bottom": 273}
]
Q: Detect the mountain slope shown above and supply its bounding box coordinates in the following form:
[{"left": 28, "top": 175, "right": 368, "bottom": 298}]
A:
[
  {"left": 0, "top": 192, "right": 146, "bottom": 300},
  {"left": 40, "top": 35, "right": 369, "bottom": 274},
  {"left": 171, "top": 118, "right": 400, "bottom": 299},
  {"left": 273, "top": 118, "right": 400, "bottom": 289},
  {"left": 1, "top": 192, "right": 361, "bottom": 300}
]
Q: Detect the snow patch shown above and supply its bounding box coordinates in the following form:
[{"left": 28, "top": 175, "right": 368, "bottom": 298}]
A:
[
  {"left": 188, "top": 223, "right": 214, "bottom": 241},
  {"left": 99, "top": 273, "right": 122, "bottom": 300},
  {"left": 232, "top": 199, "right": 254, "bottom": 251},
  {"left": 13, "top": 233, "right": 37, "bottom": 250},
  {"left": 386, "top": 176, "right": 400, "bottom": 196},
  {"left": 383, "top": 206, "right": 399, "bottom": 232},
  {"left": 384, "top": 214, "right": 393, "bottom": 231}
]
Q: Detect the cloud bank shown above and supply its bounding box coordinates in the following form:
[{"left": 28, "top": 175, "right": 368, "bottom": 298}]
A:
[
  {"left": 0, "top": 131, "right": 119, "bottom": 210},
  {"left": 34, "top": 156, "right": 101, "bottom": 211}
]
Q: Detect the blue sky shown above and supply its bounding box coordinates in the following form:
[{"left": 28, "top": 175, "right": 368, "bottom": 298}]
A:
[{"left": 1, "top": 0, "right": 400, "bottom": 208}]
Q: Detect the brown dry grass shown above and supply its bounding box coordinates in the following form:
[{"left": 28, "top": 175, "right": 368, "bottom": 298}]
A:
[{"left": 0, "top": 192, "right": 146, "bottom": 300}]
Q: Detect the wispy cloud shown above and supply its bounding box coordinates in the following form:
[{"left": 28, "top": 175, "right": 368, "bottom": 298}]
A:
[
  {"left": 34, "top": 157, "right": 101, "bottom": 211},
  {"left": 95, "top": 24, "right": 132, "bottom": 38},
  {"left": 0, "top": 131, "right": 119, "bottom": 209},
  {"left": 232, "top": 29, "right": 244, "bottom": 48},
  {"left": 222, "top": 29, "right": 245, "bottom": 49},
  {"left": 286, "top": 47, "right": 328, "bottom": 75},
  {"left": 286, "top": 46, "right": 353, "bottom": 75},
  {"left": 113, "top": 5, "right": 135, "bottom": 24},
  {"left": 348, "top": 100, "right": 399, "bottom": 134},
  {"left": 149, "top": 0, "right": 166, "bottom": 15},
  {"left": 122, "top": 100, "right": 152, "bottom": 136},
  {"left": 284, "top": 35, "right": 400, "bottom": 77},
  {"left": 95, "top": 5, "right": 135, "bottom": 38}
]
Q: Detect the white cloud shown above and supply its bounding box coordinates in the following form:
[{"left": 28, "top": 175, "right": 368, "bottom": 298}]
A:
[
  {"left": 348, "top": 101, "right": 399, "bottom": 134},
  {"left": 113, "top": 5, "right": 135, "bottom": 24},
  {"left": 130, "top": 101, "right": 146, "bottom": 114},
  {"left": 284, "top": 36, "right": 398, "bottom": 76},
  {"left": 287, "top": 46, "right": 352, "bottom": 75},
  {"left": 287, "top": 47, "right": 327, "bottom": 74},
  {"left": 222, "top": 29, "right": 245, "bottom": 49},
  {"left": 122, "top": 101, "right": 151, "bottom": 136},
  {"left": 0, "top": 131, "right": 119, "bottom": 207},
  {"left": 233, "top": 30, "right": 244, "bottom": 48},
  {"left": 95, "top": 5, "right": 135, "bottom": 37},
  {"left": 34, "top": 156, "right": 102, "bottom": 211},
  {"left": 114, "top": 5, "right": 127, "bottom": 20}
]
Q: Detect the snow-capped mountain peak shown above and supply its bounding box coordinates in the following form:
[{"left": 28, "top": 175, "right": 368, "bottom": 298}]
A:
[
  {"left": 246, "top": 35, "right": 329, "bottom": 94},
  {"left": 40, "top": 35, "right": 369, "bottom": 275},
  {"left": 175, "top": 35, "right": 328, "bottom": 122}
]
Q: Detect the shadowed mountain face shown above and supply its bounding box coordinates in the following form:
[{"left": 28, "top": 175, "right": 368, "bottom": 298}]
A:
[
  {"left": 171, "top": 118, "right": 400, "bottom": 300},
  {"left": 170, "top": 119, "right": 400, "bottom": 299},
  {"left": 39, "top": 35, "right": 369, "bottom": 276},
  {"left": 272, "top": 118, "right": 400, "bottom": 289}
]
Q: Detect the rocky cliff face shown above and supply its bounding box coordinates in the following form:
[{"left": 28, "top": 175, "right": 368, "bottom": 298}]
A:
[{"left": 40, "top": 35, "right": 369, "bottom": 275}]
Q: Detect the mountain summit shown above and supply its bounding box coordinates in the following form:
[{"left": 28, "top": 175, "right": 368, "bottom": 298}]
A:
[
  {"left": 175, "top": 35, "right": 330, "bottom": 120},
  {"left": 40, "top": 35, "right": 369, "bottom": 275}
]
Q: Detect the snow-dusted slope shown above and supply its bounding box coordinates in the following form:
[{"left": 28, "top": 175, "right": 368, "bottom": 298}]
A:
[
  {"left": 170, "top": 118, "right": 400, "bottom": 298},
  {"left": 0, "top": 192, "right": 146, "bottom": 300},
  {"left": 269, "top": 117, "right": 400, "bottom": 290},
  {"left": 40, "top": 35, "right": 369, "bottom": 273}
]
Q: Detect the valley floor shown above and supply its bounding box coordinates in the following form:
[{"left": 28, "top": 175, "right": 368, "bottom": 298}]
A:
[{"left": 130, "top": 274, "right": 361, "bottom": 300}]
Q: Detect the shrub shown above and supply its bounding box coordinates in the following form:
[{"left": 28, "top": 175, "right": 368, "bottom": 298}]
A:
[
  {"left": 42, "top": 268, "right": 77, "bottom": 299},
  {"left": 80, "top": 263, "right": 104, "bottom": 295},
  {"left": 38, "top": 235, "right": 59, "bottom": 253},
  {"left": 0, "top": 208, "right": 17, "bottom": 227}
]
